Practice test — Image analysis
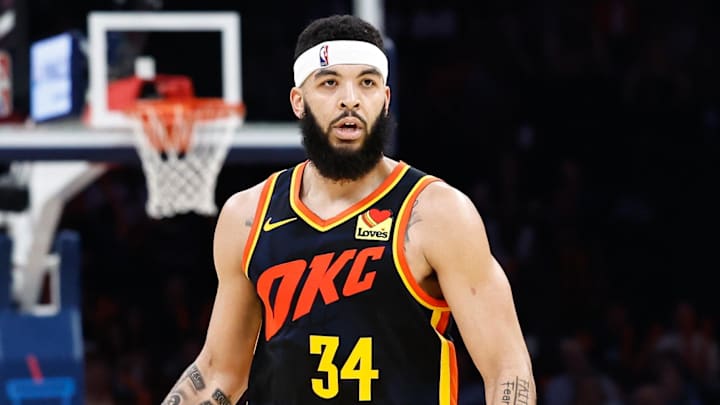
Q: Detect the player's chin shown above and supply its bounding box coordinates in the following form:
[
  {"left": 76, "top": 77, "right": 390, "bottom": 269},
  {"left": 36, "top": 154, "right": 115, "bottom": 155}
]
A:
[{"left": 332, "top": 139, "right": 364, "bottom": 151}]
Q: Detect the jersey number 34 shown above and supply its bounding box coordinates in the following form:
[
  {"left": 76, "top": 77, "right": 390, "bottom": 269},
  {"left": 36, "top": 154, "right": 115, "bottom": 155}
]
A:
[{"left": 310, "top": 335, "right": 380, "bottom": 401}]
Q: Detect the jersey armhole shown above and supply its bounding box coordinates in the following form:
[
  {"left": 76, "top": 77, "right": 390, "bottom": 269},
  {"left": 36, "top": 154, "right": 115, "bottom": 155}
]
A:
[
  {"left": 392, "top": 175, "right": 450, "bottom": 310},
  {"left": 241, "top": 171, "right": 282, "bottom": 278}
]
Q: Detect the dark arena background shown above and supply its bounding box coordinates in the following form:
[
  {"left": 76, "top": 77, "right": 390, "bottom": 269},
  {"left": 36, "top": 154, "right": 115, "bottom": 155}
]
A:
[{"left": 0, "top": 0, "right": 718, "bottom": 404}]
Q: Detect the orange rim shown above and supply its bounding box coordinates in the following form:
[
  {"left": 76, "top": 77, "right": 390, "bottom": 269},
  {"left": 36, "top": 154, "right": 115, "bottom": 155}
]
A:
[{"left": 125, "top": 97, "right": 245, "bottom": 153}]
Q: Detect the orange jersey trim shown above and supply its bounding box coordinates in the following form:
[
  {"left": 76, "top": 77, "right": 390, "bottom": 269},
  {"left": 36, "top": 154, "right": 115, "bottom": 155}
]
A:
[
  {"left": 392, "top": 175, "right": 449, "bottom": 310},
  {"left": 431, "top": 310, "right": 452, "bottom": 335},
  {"left": 290, "top": 161, "right": 411, "bottom": 232},
  {"left": 241, "top": 171, "right": 282, "bottom": 277}
]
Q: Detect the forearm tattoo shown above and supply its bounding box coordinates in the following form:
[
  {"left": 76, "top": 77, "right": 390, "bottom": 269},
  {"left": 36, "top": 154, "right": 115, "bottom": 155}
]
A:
[
  {"left": 212, "top": 389, "right": 232, "bottom": 405},
  {"left": 161, "top": 364, "right": 233, "bottom": 405},
  {"left": 187, "top": 364, "right": 206, "bottom": 391},
  {"left": 162, "top": 390, "right": 185, "bottom": 405},
  {"left": 500, "top": 377, "right": 531, "bottom": 405}
]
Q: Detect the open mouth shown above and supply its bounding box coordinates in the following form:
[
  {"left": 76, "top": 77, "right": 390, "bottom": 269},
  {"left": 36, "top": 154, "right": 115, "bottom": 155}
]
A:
[
  {"left": 334, "top": 120, "right": 363, "bottom": 139},
  {"left": 339, "top": 121, "right": 358, "bottom": 130}
]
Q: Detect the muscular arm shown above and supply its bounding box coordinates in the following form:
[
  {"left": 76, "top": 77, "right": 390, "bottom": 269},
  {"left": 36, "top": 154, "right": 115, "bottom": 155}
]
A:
[
  {"left": 161, "top": 186, "right": 264, "bottom": 405},
  {"left": 415, "top": 182, "right": 536, "bottom": 405}
]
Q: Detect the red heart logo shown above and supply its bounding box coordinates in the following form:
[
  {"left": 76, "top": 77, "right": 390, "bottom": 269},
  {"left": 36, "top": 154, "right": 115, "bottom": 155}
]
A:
[{"left": 368, "top": 208, "right": 391, "bottom": 224}]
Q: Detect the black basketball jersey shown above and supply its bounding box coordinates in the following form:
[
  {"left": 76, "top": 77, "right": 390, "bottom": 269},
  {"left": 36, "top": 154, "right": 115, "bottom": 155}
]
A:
[{"left": 242, "top": 161, "right": 459, "bottom": 404}]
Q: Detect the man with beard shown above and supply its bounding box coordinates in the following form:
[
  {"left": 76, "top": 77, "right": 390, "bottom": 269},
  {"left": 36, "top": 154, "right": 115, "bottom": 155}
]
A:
[{"left": 161, "top": 14, "right": 536, "bottom": 405}]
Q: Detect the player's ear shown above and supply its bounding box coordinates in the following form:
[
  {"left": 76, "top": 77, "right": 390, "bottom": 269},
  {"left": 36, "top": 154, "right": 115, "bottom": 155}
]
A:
[{"left": 290, "top": 87, "right": 305, "bottom": 119}]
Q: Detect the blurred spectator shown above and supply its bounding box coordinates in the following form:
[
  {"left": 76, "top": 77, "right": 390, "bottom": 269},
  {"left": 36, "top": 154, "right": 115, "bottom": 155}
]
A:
[
  {"left": 654, "top": 301, "right": 719, "bottom": 402},
  {"left": 594, "top": 302, "right": 637, "bottom": 391},
  {"left": 573, "top": 373, "right": 620, "bottom": 405},
  {"left": 543, "top": 337, "right": 624, "bottom": 405},
  {"left": 697, "top": 316, "right": 720, "bottom": 402},
  {"left": 85, "top": 352, "right": 115, "bottom": 405},
  {"left": 652, "top": 351, "right": 704, "bottom": 405},
  {"left": 115, "top": 350, "right": 152, "bottom": 405}
]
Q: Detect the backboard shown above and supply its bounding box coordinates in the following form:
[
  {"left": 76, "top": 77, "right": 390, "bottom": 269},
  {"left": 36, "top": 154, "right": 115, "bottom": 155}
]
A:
[{"left": 87, "top": 11, "right": 242, "bottom": 129}]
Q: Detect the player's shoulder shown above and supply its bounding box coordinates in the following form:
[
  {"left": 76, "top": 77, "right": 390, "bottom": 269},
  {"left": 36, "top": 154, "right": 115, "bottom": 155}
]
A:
[
  {"left": 412, "top": 173, "right": 478, "bottom": 223},
  {"left": 223, "top": 181, "right": 265, "bottom": 212},
  {"left": 415, "top": 174, "right": 469, "bottom": 205}
]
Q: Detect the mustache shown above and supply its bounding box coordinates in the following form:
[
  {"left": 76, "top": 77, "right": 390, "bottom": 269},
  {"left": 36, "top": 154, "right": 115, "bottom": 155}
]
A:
[{"left": 329, "top": 110, "right": 367, "bottom": 128}]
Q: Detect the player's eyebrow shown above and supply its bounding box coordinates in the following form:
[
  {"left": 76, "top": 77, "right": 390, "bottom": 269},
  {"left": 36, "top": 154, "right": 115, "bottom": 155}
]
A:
[{"left": 312, "top": 67, "right": 383, "bottom": 80}]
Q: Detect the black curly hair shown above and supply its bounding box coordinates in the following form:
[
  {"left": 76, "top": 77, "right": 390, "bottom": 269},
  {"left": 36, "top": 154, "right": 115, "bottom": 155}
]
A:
[{"left": 294, "top": 14, "right": 385, "bottom": 60}]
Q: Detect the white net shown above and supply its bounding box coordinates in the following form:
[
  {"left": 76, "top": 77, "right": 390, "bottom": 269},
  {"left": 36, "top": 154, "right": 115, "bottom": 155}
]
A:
[{"left": 126, "top": 99, "right": 244, "bottom": 219}]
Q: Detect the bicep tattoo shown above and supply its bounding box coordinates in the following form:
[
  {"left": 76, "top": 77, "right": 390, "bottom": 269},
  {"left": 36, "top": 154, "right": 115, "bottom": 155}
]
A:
[{"left": 404, "top": 199, "right": 421, "bottom": 248}]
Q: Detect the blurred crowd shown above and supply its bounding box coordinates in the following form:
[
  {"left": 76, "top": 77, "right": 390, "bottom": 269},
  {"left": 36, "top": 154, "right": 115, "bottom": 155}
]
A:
[{"left": 45, "top": 0, "right": 720, "bottom": 404}]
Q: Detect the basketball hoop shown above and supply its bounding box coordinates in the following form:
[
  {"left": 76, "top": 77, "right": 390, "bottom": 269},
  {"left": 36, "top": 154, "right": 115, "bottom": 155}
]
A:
[{"left": 124, "top": 97, "right": 245, "bottom": 219}]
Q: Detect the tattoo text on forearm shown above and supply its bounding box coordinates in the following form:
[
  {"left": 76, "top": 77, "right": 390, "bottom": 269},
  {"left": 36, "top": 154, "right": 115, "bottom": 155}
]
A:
[
  {"left": 161, "top": 364, "right": 232, "bottom": 405},
  {"left": 500, "top": 377, "right": 530, "bottom": 405}
]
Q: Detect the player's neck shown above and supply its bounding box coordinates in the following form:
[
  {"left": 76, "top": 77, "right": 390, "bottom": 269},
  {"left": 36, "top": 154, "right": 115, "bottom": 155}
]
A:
[{"left": 301, "top": 156, "right": 396, "bottom": 214}]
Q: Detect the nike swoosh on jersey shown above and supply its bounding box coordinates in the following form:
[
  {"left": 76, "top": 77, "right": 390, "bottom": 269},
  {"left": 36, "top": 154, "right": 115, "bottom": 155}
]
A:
[{"left": 263, "top": 216, "right": 298, "bottom": 232}]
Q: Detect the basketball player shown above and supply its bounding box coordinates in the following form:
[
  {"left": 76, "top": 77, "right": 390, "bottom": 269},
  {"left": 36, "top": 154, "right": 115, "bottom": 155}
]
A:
[{"left": 161, "top": 14, "right": 536, "bottom": 405}]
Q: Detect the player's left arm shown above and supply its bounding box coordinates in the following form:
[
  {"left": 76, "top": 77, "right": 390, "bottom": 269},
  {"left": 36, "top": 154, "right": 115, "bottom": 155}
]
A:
[{"left": 416, "top": 182, "right": 537, "bottom": 405}]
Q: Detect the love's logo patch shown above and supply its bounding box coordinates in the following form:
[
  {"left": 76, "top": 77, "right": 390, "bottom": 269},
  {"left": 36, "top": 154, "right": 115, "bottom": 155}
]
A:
[{"left": 355, "top": 208, "right": 393, "bottom": 241}]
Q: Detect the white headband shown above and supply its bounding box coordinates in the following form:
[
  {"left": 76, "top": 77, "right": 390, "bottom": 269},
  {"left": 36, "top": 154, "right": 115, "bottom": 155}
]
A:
[{"left": 293, "top": 40, "right": 388, "bottom": 87}]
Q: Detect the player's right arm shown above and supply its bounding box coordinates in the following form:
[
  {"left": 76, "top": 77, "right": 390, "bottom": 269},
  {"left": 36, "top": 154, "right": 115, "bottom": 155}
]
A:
[{"left": 160, "top": 183, "right": 265, "bottom": 405}]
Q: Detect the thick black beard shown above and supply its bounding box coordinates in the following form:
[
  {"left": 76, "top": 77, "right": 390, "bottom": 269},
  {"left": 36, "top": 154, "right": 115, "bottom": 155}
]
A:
[{"left": 300, "top": 106, "right": 395, "bottom": 181}]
